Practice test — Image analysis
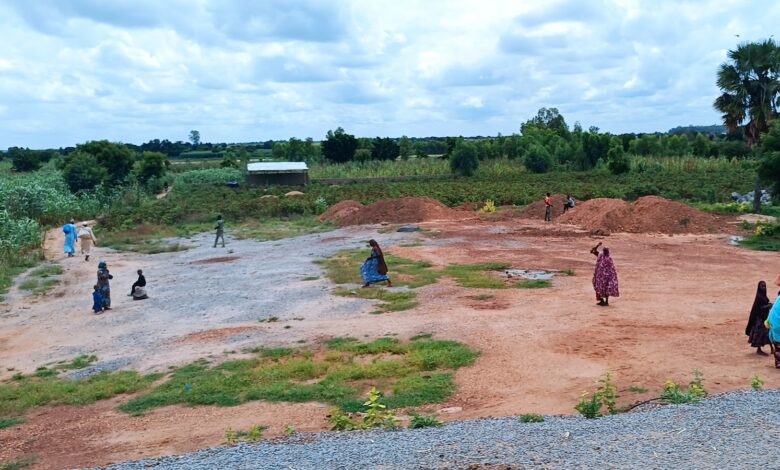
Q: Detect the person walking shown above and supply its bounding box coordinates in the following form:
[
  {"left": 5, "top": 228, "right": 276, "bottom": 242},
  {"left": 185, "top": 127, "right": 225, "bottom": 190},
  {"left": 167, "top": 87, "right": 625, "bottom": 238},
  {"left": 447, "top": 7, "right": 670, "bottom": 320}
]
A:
[
  {"left": 764, "top": 275, "right": 780, "bottom": 367},
  {"left": 97, "top": 261, "right": 113, "bottom": 310},
  {"left": 360, "top": 239, "right": 392, "bottom": 287},
  {"left": 213, "top": 214, "right": 225, "bottom": 248},
  {"left": 591, "top": 242, "right": 619, "bottom": 306},
  {"left": 78, "top": 222, "right": 97, "bottom": 261},
  {"left": 63, "top": 219, "right": 78, "bottom": 257},
  {"left": 745, "top": 280, "right": 771, "bottom": 356},
  {"left": 544, "top": 193, "right": 553, "bottom": 222},
  {"left": 129, "top": 269, "right": 146, "bottom": 296}
]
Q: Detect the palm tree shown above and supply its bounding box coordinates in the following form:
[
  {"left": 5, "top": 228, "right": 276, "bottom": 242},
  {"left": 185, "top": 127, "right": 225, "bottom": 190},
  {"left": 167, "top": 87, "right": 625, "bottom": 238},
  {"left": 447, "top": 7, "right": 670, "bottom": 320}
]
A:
[{"left": 714, "top": 39, "right": 780, "bottom": 147}]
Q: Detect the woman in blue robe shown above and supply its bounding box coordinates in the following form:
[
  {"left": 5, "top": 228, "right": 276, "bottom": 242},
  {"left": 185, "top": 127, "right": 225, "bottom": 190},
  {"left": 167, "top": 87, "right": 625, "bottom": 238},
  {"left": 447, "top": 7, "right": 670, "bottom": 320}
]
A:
[
  {"left": 63, "top": 219, "right": 78, "bottom": 257},
  {"left": 97, "top": 261, "right": 113, "bottom": 310},
  {"left": 360, "top": 239, "right": 392, "bottom": 287}
]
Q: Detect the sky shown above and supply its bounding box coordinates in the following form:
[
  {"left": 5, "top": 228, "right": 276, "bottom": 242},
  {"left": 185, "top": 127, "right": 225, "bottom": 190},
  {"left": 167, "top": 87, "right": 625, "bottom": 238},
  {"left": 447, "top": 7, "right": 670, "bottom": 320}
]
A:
[{"left": 0, "top": 0, "right": 778, "bottom": 148}]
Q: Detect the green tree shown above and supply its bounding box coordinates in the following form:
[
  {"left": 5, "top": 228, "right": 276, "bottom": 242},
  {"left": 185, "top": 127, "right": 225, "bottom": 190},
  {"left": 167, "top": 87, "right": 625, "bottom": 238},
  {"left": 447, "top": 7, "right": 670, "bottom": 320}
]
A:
[
  {"left": 75, "top": 140, "right": 136, "bottom": 185},
  {"left": 449, "top": 140, "right": 479, "bottom": 176},
  {"left": 521, "top": 107, "right": 570, "bottom": 140},
  {"left": 322, "top": 127, "right": 358, "bottom": 163},
  {"left": 758, "top": 121, "right": 780, "bottom": 199},
  {"left": 62, "top": 153, "right": 108, "bottom": 192},
  {"left": 8, "top": 147, "right": 42, "bottom": 172},
  {"left": 189, "top": 130, "right": 201, "bottom": 147},
  {"left": 136, "top": 151, "right": 167, "bottom": 183},
  {"left": 523, "top": 144, "right": 553, "bottom": 173},
  {"left": 399, "top": 136, "right": 414, "bottom": 159},
  {"left": 371, "top": 137, "right": 399, "bottom": 161},
  {"left": 607, "top": 144, "right": 630, "bottom": 174}
]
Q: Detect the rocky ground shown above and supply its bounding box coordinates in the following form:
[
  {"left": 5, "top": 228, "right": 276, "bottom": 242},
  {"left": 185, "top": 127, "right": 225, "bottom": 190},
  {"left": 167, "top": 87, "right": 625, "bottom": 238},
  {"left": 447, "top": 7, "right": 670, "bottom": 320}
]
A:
[{"left": 106, "top": 390, "right": 776, "bottom": 469}]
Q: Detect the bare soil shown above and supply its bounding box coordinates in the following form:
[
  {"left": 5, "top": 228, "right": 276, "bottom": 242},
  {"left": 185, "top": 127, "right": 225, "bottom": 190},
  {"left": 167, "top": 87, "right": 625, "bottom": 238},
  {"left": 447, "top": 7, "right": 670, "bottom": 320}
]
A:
[{"left": 1, "top": 208, "right": 778, "bottom": 469}]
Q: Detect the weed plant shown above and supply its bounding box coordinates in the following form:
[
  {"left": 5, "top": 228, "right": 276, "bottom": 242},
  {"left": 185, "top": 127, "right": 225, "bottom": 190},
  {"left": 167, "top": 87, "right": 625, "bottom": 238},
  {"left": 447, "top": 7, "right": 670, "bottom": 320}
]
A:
[
  {"left": 520, "top": 414, "right": 545, "bottom": 423},
  {"left": 409, "top": 412, "right": 444, "bottom": 428}
]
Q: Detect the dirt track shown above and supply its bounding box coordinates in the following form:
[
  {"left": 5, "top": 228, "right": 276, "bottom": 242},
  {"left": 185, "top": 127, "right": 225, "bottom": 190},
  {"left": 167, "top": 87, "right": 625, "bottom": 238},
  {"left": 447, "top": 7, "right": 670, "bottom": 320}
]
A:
[{"left": 2, "top": 215, "right": 780, "bottom": 468}]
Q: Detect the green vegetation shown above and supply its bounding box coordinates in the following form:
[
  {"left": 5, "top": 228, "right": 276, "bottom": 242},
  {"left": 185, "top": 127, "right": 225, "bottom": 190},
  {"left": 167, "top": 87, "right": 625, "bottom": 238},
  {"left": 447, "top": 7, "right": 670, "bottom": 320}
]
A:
[
  {"left": 119, "top": 337, "right": 477, "bottom": 416},
  {"left": 515, "top": 280, "right": 552, "bottom": 289},
  {"left": 0, "top": 417, "right": 24, "bottom": 429},
  {"left": 740, "top": 222, "right": 780, "bottom": 252},
  {"left": 224, "top": 425, "right": 267, "bottom": 444},
  {"left": 409, "top": 412, "right": 444, "bottom": 428},
  {"left": 520, "top": 414, "right": 545, "bottom": 423},
  {"left": 752, "top": 375, "right": 764, "bottom": 391},
  {"left": 233, "top": 216, "right": 334, "bottom": 242},
  {"left": 328, "top": 387, "right": 398, "bottom": 430},
  {"left": 29, "top": 265, "right": 62, "bottom": 278},
  {"left": 0, "top": 457, "right": 37, "bottom": 470},
  {"left": 0, "top": 370, "right": 162, "bottom": 417},
  {"left": 334, "top": 288, "right": 418, "bottom": 312}
]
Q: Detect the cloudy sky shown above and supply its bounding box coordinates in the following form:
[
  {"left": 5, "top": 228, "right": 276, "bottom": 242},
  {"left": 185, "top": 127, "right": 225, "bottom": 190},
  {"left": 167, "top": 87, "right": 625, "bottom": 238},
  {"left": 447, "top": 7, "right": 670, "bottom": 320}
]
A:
[{"left": 0, "top": 0, "right": 778, "bottom": 148}]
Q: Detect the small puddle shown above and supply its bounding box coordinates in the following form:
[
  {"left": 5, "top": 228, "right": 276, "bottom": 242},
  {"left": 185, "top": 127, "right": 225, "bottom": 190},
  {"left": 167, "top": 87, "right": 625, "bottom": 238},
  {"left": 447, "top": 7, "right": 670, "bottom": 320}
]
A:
[{"left": 504, "top": 269, "right": 555, "bottom": 280}]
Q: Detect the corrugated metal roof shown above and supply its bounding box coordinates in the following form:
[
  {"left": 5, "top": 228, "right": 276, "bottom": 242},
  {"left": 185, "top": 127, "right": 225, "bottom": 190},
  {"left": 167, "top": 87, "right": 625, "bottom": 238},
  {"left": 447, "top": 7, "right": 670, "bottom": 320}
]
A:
[{"left": 246, "top": 162, "right": 308, "bottom": 173}]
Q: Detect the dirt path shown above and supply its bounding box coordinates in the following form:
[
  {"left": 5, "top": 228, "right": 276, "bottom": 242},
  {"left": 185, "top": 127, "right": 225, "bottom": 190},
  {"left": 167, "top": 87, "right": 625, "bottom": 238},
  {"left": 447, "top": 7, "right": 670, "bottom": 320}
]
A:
[{"left": 2, "top": 217, "right": 780, "bottom": 468}]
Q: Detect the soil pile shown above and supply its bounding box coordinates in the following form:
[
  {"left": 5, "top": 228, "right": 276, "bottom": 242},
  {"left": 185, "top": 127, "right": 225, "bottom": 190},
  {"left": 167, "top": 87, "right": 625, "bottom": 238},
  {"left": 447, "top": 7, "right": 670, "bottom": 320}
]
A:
[
  {"left": 318, "top": 200, "right": 365, "bottom": 224},
  {"left": 556, "top": 196, "right": 726, "bottom": 234},
  {"left": 323, "top": 197, "right": 468, "bottom": 227},
  {"left": 556, "top": 199, "right": 632, "bottom": 233},
  {"left": 519, "top": 194, "right": 568, "bottom": 220}
]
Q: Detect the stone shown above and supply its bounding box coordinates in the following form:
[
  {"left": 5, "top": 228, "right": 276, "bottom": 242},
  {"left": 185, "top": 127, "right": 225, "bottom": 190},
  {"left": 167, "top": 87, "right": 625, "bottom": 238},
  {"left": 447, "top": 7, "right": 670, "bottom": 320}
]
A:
[
  {"left": 397, "top": 225, "right": 421, "bottom": 232},
  {"left": 260, "top": 195, "right": 279, "bottom": 200},
  {"left": 284, "top": 191, "right": 305, "bottom": 197}
]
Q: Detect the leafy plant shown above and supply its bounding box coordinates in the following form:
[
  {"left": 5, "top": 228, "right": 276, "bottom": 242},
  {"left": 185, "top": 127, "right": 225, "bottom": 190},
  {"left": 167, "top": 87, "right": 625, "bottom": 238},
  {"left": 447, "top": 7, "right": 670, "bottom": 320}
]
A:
[
  {"left": 363, "top": 387, "right": 398, "bottom": 429},
  {"left": 596, "top": 372, "right": 619, "bottom": 414},
  {"left": 660, "top": 371, "right": 707, "bottom": 405},
  {"left": 574, "top": 392, "right": 601, "bottom": 419},
  {"left": 409, "top": 412, "right": 444, "bottom": 428},
  {"left": 285, "top": 425, "right": 296, "bottom": 435},
  {"left": 480, "top": 199, "right": 496, "bottom": 213},
  {"left": 752, "top": 374, "right": 765, "bottom": 391},
  {"left": 314, "top": 197, "right": 329, "bottom": 214},
  {"left": 520, "top": 414, "right": 544, "bottom": 423}
]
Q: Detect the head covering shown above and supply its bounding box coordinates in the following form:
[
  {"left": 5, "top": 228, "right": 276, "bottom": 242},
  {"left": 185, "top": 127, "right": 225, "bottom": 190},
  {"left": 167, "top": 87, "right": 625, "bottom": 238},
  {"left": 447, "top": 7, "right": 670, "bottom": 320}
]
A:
[
  {"left": 98, "top": 261, "right": 107, "bottom": 269},
  {"left": 746, "top": 281, "right": 770, "bottom": 335},
  {"left": 368, "top": 239, "right": 388, "bottom": 275},
  {"left": 603, "top": 247, "right": 610, "bottom": 257},
  {"left": 82, "top": 222, "right": 88, "bottom": 226},
  {"left": 70, "top": 218, "right": 75, "bottom": 224}
]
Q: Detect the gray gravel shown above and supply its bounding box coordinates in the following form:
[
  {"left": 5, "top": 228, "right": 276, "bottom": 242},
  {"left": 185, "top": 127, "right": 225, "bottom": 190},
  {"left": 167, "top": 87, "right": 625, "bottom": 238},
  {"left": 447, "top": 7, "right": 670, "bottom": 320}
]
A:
[{"left": 104, "top": 390, "right": 775, "bottom": 469}]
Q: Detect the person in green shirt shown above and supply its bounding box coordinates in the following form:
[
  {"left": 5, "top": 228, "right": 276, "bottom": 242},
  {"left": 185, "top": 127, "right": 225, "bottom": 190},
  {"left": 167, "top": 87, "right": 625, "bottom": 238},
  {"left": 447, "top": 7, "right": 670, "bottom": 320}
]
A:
[{"left": 213, "top": 214, "right": 225, "bottom": 248}]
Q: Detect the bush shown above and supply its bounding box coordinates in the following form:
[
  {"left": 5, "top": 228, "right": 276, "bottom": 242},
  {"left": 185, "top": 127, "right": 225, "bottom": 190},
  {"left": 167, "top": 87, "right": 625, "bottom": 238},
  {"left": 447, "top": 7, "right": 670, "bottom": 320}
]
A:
[
  {"left": 137, "top": 151, "right": 167, "bottom": 183},
  {"left": 62, "top": 153, "right": 108, "bottom": 192},
  {"left": 75, "top": 140, "right": 136, "bottom": 184},
  {"left": 719, "top": 141, "right": 751, "bottom": 159},
  {"left": 449, "top": 140, "right": 479, "bottom": 176},
  {"left": 607, "top": 145, "right": 630, "bottom": 175},
  {"left": 9, "top": 147, "right": 42, "bottom": 172},
  {"left": 523, "top": 144, "right": 552, "bottom": 173},
  {"left": 371, "top": 137, "right": 400, "bottom": 161}
]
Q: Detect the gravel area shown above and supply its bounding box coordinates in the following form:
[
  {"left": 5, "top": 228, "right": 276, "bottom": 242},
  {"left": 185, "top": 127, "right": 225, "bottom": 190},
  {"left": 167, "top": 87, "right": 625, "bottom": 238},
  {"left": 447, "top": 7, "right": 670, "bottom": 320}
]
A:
[{"left": 105, "top": 390, "right": 775, "bottom": 469}]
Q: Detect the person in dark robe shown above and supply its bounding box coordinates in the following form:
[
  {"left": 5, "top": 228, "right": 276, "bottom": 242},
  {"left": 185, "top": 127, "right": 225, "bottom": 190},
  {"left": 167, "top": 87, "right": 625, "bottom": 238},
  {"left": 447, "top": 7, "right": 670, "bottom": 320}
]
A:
[
  {"left": 360, "top": 239, "right": 392, "bottom": 287},
  {"left": 746, "top": 280, "right": 771, "bottom": 356},
  {"left": 129, "top": 269, "right": 146, "bottom": 296}
]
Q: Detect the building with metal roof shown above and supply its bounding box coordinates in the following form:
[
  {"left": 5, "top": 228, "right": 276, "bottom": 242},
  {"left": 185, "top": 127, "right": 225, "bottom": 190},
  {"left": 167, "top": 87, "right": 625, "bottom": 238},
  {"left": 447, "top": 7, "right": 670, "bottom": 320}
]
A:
[{"left": 245, "top": 162, "right": 309, "bottom": 186}]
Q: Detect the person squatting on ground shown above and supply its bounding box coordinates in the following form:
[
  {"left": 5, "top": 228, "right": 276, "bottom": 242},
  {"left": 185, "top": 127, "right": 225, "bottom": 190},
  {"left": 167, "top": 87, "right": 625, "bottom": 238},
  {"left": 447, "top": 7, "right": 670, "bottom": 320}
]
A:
[
  {"left": 764, "top": 275, "right": 780, "bottom": 368},
  {"left": 544, "top": 193, "right": 553, "bottom": 222},
  {"left": 360, "top": 239, "right": 392, "bottom": 288},
  {"left": 77, "top": 222, "right": 97, "bottom": 261},
  {"left": 591, "top": 242, "right": 619, "bottom": 306},
  {"left": 563, "top": 194, "right": 575, "bottom": 213},
  {"left": 92, "top": 284, "right": 103, "bottom": 315},
  {"left": 63, "top": 218, "right": 78, "bottom": 257},
  {"left": 129, "top": 269, "right": 146, "bottom": 297},
  {"left": 746, "top": 280, "right": 771, "bottom": 356},
  {"left": 214, "top": 214, "right": 225, "bottom": 248},
  {"left": 97, "top": 261, "right": 113, "bottom": 310}
]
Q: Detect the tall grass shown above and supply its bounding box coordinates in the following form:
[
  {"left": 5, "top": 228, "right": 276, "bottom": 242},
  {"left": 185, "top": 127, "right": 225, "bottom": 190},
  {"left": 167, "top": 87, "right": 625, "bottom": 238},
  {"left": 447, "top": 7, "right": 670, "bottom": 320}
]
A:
[
  {"left": 629, "top": 155, "right": 748, "bottom": 173},
  {"left": 310, "top": 158, "right": 450, "bottom": 179}
]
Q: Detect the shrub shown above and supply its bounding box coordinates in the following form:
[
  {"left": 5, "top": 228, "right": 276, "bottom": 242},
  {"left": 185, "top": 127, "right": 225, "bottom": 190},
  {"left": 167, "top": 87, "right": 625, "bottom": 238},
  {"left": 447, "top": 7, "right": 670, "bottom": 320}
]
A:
[
  {"left": 574, "top": 392, "right": 601, "bottom": 418},
  {"left": 607, "top": 145, "right": 630, "bottom": 175},
  {"left": 523, "top": 144, "right": 552, "bottom": 173},
  {"left": 409, "top": 413, "right": 444, "bottom": 428},
  {"left": 520, "top": 414, "right": 544, "bottom": 423},
  {"left": 137, "top": 151, "right": 167, "bottom": 183},
  {"left": 9, "top": 147, "right": 43, "bottom": 172},
  {"left": 449, "top": 140, "right": 479, "bottom": 176},
  {"left": 62, "top": 153, "right": 108, "bottom": 192}
]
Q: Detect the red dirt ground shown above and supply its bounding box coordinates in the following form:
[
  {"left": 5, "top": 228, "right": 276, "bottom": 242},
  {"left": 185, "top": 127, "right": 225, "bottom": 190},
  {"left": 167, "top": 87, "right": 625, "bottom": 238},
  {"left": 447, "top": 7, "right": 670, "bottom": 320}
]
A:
[{"left": 2, "top": 205, "right": 775, "bottom": 469}]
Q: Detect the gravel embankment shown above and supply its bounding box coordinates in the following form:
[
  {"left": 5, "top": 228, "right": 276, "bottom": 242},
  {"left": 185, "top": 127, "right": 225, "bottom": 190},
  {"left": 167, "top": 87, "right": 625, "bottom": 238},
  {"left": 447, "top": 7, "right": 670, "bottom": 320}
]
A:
[{"left": 105, "top": 390, "right": 776, "bottom": 469}]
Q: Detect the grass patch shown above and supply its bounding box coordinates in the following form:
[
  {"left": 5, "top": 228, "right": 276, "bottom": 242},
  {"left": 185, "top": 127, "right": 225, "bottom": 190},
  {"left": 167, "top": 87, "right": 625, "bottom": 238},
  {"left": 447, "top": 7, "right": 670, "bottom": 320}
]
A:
[
  {"left": 18, "top": 279, "right": 39, "bottom": 291},
  {"left": 515, "top": 279, "right": 552, "bottom": 289},
  {"left": 442, "top": 263, "right": 510, "bottom": 289},
  {"left": 410, "top": 333, "right": 433, "bottom": 341},
  {"left": 740, "top": 235, "right": 780, "bottom": 251},
  {"left": 234, "top": 216, "right": 334, "bottom": 242},
  {"left": 334, "top": 287, "right": 418, "bottom": 312},
  {"left": 562, "top": 268, "right": 576, "bottom": 276},
  {"left": 119, "top": 337, "right": 478, "bottom": 415},
  {"left": 520, "top": 413, "right": 545, "bottom": 423},
  {"left": 29, "top": 265, "right": 63, "bottom": 278},
  {"left": 94, "top": 224, "right": 193, "bottom": 254},
  {"left": 0, "top": 417, "right": 24, "bottom": 429},
  {"left": 302, "top": 276, "right": 320, "bottom": 281},
  {"left": 0, "top": 457, "right": 37, "bottom": 470},
  {"left": 0, "top": 370, "right": 162, "bottom": 417},
  {"left": 0, "top": 253, "right": 43, "bottom": 302}
]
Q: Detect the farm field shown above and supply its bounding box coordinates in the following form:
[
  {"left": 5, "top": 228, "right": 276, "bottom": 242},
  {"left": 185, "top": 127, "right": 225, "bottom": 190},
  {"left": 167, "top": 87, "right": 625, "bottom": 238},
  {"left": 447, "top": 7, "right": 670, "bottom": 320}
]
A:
[{"left": 2, "top": 201, "right": 780, "bottom": 468}]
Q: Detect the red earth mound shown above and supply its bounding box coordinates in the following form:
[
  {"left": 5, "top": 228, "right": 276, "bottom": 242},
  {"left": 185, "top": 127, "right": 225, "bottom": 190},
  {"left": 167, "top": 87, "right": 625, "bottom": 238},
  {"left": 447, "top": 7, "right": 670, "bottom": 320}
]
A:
[
  {"left": 318, "top": 200, "right": 364, "bottom": 224},
  {"left": 323, "top": 197, "right": 469, "bottom": 227},
  {"left": 519, "top": 194, "right": 569, "bottom": 220},
  {"left": 556, "top": 196, "right": 726, "bottom": 234}
]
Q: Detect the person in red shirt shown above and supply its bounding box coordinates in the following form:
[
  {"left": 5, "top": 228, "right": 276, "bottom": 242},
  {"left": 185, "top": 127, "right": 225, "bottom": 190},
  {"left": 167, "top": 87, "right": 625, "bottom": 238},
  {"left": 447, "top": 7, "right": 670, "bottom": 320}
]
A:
[{"left": 544, "top": 193, "right": 552, "bottom": 222}]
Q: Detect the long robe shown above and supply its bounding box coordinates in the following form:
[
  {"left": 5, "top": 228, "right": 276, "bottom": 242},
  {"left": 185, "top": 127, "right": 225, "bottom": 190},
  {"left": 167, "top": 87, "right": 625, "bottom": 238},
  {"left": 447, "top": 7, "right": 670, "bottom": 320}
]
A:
[
  {"left": 63, "top": 223, "right": 78, "bottom": 255},
  {"left": 592, "top": 252, "right": 619, "bottom": 298},
  {"left": 360, "top": 248, "right": 389, "bottom": 286},
  {"left": 745, "top": 284, "right": 770, "bottom": 347}
]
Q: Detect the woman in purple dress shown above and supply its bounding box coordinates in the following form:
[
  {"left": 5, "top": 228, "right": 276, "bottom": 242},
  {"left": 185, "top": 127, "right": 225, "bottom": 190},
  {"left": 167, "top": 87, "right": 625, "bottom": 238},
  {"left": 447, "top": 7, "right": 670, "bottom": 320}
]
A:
[{"left": 591, "top": 242, "right": 619, "bottom": 307}]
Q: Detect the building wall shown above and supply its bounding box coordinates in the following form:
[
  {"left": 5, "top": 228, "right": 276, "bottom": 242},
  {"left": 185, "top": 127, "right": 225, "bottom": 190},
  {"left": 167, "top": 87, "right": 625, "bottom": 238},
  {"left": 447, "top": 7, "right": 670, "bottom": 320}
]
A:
[{"left": 245, "top": 172, "right": 308, "bottom": 186}]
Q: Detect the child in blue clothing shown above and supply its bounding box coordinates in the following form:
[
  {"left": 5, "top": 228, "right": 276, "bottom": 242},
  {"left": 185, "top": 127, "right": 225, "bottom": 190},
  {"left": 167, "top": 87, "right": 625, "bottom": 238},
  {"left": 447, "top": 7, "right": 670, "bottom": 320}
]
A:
[{"left": 92, "top": 284, "right": 103, "bottom": 315}]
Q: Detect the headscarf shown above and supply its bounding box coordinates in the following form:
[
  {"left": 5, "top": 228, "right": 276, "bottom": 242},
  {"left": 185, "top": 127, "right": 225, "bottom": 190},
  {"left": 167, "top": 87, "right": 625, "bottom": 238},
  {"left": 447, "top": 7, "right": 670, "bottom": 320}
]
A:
[
  {"left": 98, "top": 261, "right": 107, "bottom": 269},
  {"left": 593, "top": 247, "right": 619, "bottom": 297},
  {"left": 746, "top": 281, "right": 769, "bottom": 335},
  {"left": 369, "top": 239, "right": 388, "bottom": 275}
]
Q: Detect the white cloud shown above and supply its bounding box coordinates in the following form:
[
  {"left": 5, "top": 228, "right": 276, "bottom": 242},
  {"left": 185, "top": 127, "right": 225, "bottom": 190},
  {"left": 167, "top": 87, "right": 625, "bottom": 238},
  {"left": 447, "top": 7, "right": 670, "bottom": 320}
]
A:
[{"left": 0, "top": 0, "right": 779, "bottom": 147}]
